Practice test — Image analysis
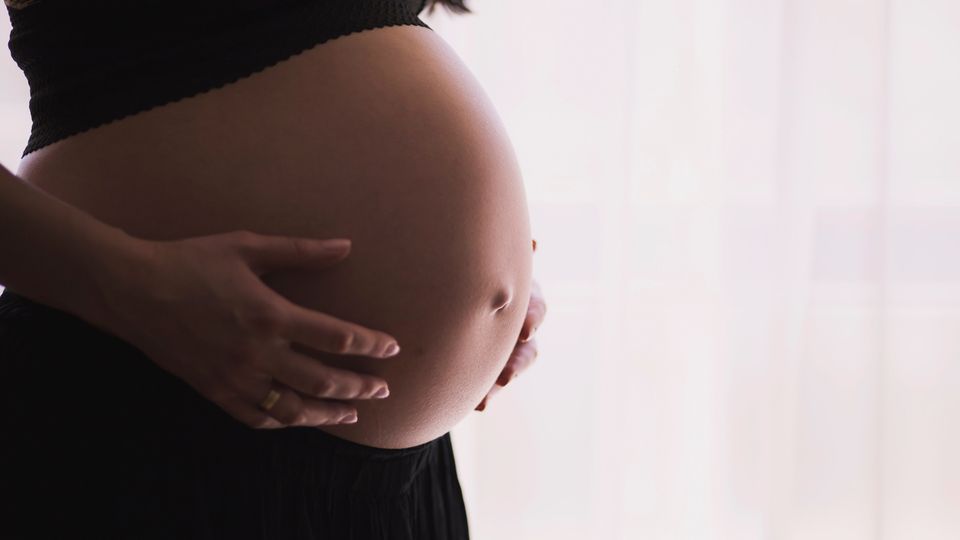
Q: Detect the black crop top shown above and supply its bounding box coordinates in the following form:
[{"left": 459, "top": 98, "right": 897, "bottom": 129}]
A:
[{"left": 4, "top": 0, "right": 432, "bottom": 157}]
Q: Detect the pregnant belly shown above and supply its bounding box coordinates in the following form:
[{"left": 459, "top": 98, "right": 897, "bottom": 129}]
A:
[{"left": 15, "top": 25, "right": 533, "bottom": 449}]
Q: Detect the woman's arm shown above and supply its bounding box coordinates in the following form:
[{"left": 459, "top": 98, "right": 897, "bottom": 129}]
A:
[
  {"left": 0, "top": 162, "right": 402, "bottom": 428},
  {"left": 0, "top": 161, "right": 143, "bottom": 328}
]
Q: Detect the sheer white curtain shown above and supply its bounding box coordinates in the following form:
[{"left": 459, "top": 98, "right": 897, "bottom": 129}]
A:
[
  {"left": 2, "top": 1, "right": 958, "bottom": 538},
  {"left": 425, "top": 0, "right": 960, "bottom": 538}
]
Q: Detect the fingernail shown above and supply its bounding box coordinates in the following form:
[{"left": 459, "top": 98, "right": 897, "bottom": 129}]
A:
[
  {"left": 374, "top": 386, "right": 390, "bottom": 398},
  {"left": 476, "top": 399, "right": 486, "bottom": 411},
  {"left": 382, "top": 342, "right": 400, "bottom": 357},
  {"left": 532, "top": 238, "right": 537, "bottom": 252},
  {"left": 339, "top": 412, "right": 358, "bottom": 424}
]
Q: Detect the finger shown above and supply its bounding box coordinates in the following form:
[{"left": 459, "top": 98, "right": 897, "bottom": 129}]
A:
[
  {"left": 271, "top": 347, "right": 390, "bottom": 400},
  {"left": 487, "top": 380, "right": 506, "bottom": 400},
  {"left": 518, "top": 279, "right": 546, "bottom": 343},
  {"left": 217, "top": 395, "right": 286, "bottom": 429},
  {"left": 262, "top": 387, "right": 360, "bottom": 426},
  {"left": 197, "top": 376, "right": 287, "bottom": 429},
  {"left": 237, "top": 232, "right": 354, "bottom": 276},
  {"left": 476, "top": 379, "right": 506, "bottom": 411},
  {"left": 294, "top": 395, "right": 361, "bottom": 426},
  {"left": 496, "top": 339, "right": 539, "bottom": 387},
  {"left": 232, "top": 380, "right": 359, "bottom": 427},
  {"left": 278, "top": 297, "right": 401, "bottom": 358}
]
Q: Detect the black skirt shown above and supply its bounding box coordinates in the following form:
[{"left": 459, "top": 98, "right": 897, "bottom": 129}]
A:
[{"left": 0, "top": 288, "right": 470, "bottom": 539}]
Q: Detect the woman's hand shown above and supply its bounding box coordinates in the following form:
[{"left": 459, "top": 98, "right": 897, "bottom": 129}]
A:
[
  {"left": 96, "top": 230, "right": 401, "bottom": 430},
  {"left": 476, "top": 240, "right": 546, "bottom": 411}
]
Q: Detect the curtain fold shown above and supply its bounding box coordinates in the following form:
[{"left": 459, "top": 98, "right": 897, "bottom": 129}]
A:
[{"left": 431, "top": 0, "right": 960, "bottom": 538}]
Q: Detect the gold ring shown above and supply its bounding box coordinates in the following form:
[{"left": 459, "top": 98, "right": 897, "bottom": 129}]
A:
[{"left": 258, "top": 388, "right": 282, "bottom": 411}]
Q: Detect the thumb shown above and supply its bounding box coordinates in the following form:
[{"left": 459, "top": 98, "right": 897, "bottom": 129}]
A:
[{"left": 241, "top": 235, "right": 352, "bottom": 276}]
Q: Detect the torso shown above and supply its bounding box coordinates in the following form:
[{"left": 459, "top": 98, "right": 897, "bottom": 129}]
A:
[{"left": 14, "top": 25, "right": 533, "bottom": 449}]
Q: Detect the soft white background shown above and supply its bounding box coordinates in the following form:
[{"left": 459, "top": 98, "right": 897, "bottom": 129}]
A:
[{"left": 3, "top": 0, "right": 960, "bottom": 538}]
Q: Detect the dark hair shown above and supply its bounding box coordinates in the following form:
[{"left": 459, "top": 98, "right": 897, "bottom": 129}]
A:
[{"left": 426, "top": 0, "right": 472, "bottom": 15}]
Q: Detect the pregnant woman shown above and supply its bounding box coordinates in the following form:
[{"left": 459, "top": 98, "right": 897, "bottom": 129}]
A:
[{"left": 0, "top": 0, "right": 547, "bottom": 538}]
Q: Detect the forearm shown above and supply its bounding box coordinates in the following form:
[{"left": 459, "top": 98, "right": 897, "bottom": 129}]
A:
[{"left": 0, "top": 162, "right": 148, "bottom": 328}]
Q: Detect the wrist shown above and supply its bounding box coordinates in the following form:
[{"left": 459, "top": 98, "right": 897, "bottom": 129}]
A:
[{"left": 79, "top": 228, "right": 159, "bottom": 341}]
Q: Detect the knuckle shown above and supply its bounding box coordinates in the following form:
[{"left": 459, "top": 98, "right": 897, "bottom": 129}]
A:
[
  {"left": 231, "top": 229, "right": 258, "bottom": 246},
  {"left": 334, "top": 331, "right": 355, "bottom": 354},
  {"left": 244, "top": 302, "right": 285, "bottom": 335},
  {"left": 275, "top": 407, "right": 301, "bottom": 426},
  {"left": 309, "top": 377, "right": 333, "bottom": 397},
  {"left": 231, "top": 343, "right": 264, "bottom": 369},
  {"left": 288, "top": 237, "right": 308, "bottom": 259}
]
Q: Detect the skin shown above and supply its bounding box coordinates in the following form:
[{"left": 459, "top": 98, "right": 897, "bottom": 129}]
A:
[
  {"left": 0, "top": 157, "right": 407, "bottom": 431},
  {"left": 15, "top": 25, "right": 543, "bottom": 449},
  {"left": 476, "top": 256, "right": 545, "bottom": 412}
]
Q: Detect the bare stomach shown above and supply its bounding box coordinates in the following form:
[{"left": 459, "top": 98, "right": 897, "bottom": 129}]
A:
[{"left": 14, "top": 25, "right": 533, "bottom": 449}]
